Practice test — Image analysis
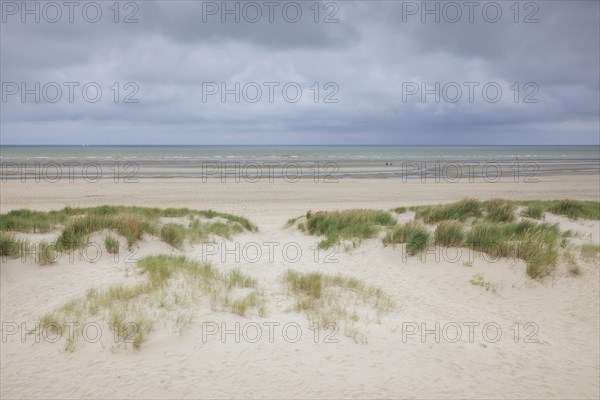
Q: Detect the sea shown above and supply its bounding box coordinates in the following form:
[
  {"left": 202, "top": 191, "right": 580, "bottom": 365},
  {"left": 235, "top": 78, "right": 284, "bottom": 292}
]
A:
[{"left": 1, "top": 145, "right": 598, "bottom": 180}]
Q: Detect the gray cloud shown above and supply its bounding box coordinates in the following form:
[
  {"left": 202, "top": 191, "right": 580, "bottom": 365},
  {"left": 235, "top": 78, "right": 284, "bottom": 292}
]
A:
[{"left": 1, "top": 0, "right": 598, "bottom": 144}]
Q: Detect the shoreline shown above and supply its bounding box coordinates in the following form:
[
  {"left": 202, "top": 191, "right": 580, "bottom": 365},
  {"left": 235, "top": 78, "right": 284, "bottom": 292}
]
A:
[{"left": 2, "top": 160, "right": 599, "bottom": 180}]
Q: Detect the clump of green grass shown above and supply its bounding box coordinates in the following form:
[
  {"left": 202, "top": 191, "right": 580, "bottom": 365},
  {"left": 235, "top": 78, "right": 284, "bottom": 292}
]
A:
[
  {"left": 201, "top": 221, "right": 243, "bottom": 240},
  {"left": 54, "top": 221, "right": 91, "bottom": 250},
  {"left": 104, "top": 235, "right": 119, "bottom": 254},
  {"left": 392, "top": 207, "right": 407, "bottom": 214},
  {"left": 227, "top": 268, "right": 257, "bottom": 289},
  {"left": 55, "top": 214, "right": 155, "bottom": 251},
  {"left": 230, "top": 292, "right": 265, "bottom": 317},
  {"left": 434, "top": 220, "right": 464, "bottom": 247},
  {"left": 484, "top": 198, "right": 515, "bottom": 223},
  {"left": 510, "top": 200, "right": 599, "bottom": 220},
  {"left": 108, "top": 306, "right": 154, "bottom": 350},
  {"left": 414, "top": 198, "right": 482, "bottom": 223},
  {"left": 283, "top": 270, "right": 394, "bottom": 336},
  {"left": 469, "top": 273, "right": 485, "bottom": 286},
  {"left": 160, "top": 224, "right": 187, "bottom": 249},
  {"left": 303, "top": 209, "right": 396, "bottom": 249},
  {"left": 469, "top": 273, "right": 499, "bottom": 292},
  {"left": 548, "top": 199, "right": 588, "bottom": 220},
  {"left": 0, "top": 209, "right": 69, "bottom": 233},
  {"left": 521, "top": 204, "right": 545, "bottom": 220},
  {"left": 38, "top": 255, "right": 263, "bottom": 350},
  {"left": 183, "top": 219, "right": 245, "bottom": 243},
  {"left": 383, "top": 220, "right": 430, "bottom": 255},
  {"left": 522, "top": 244, "right": 558, "bottom": 279},
  {"left": 285, "top": 271, "right": 323, "bottom": 298},
  {"left": 466, "top": 224, "right": 512, "bottom": 258},
  {"left": 580, "top": 243, "right": 600, "bottom": 263},
  {"left": 115, "top": 216, "right": 155, "bottom": 243},
  {"left": 466, "top": 220, "right": 561, "bottom": 279},
  {"left": 0, "top": 233, "right": 29, "bottom": 258},
  {"left": 286, "top": 216, "right": 300, "bottom": 227}
]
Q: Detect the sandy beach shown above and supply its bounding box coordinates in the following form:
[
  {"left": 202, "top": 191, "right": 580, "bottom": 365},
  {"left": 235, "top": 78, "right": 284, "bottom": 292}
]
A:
[
  {"left": 1, "top": 174, "right": 599, "bottom": 399},
  {"left": 2, "top": 174, "right": 599, "bottom": 223}
]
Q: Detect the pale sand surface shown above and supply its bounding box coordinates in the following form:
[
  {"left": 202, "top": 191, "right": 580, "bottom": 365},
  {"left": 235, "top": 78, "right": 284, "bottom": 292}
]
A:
[
  {"left": 1, "top": 175, "right": 599, "bottom": 223},
  {"left": 1, "top": 175, "right": 599, "bottom": 399}
]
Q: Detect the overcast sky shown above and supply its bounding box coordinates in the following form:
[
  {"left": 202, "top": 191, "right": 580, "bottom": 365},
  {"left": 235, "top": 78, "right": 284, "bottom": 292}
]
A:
[{"left": 1, "top": 0, "right": 598, "bottom": 145}]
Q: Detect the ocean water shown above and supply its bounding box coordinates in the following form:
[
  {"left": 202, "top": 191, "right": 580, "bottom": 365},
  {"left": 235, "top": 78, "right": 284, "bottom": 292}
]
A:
[
  {"left": 1, "top": 145, "right": 599, "bottom": 161},
  {"left": 1, "top": 145, "right": 598, "bottom": 179}
]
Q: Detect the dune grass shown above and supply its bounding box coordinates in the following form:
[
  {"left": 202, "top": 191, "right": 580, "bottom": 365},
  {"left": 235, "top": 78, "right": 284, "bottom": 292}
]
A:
[
  {"left": 0, "top": 209, "right": 70, "bottom": 233},
  {"left": 159, "top": 219, "right": 246, "bottom": 250},
  {"left": 466, "top": 220, "right": 561, "bottom": 279},
  {"left": 401, "top": 198, "right": 597, "bottom": 278},
  {"left": 229, "top": 292, "right": 263, "bottom": 317},
  {"left": 227, "top": 268, "right": 257, "bottom": 289},
  {"left": 39, "top": 255, "right": 263, "bottom": 350},
  {"left": 413, "top": 198, "right": 483, "bottom": 223},
  {"left": 521, "top": 204, "right": 545, "bottom": 219},
  {"left": 104, "top": 235, "right": 119, "bottom": 254},
  {"left": 484, "top": 198, "right": 515, "bottom": 223},
  {"left": 0, "top": 233, "right": 59, "bottom": 266},
  {"left": 412, "top": 198, "right": 600, "bottom": 223},
  {"left": 1, "top": 206, "right": 256, "bottom": 255},
  {"left": 383, "top": 220, "right": 430, "bottom": 255},
  {"left": 413, "top": 198, "right": 514, "bottom": 224},
  {"left": 160, "top": 224, "right": 187, "bottom": 249},
  {"left": 434, "top": 220, "right": 464, "bottom": 247},
  {"left": 187, "top": 219, "right": 245, "bottom": 241},
  {"left": 0, "top": 233, "right": 29, "bottom": 258},
  {"left": 298, "top": 209, "right": 396, "bottom": 249},
  {"left": 512, "top": 199, "right": 600, "bottom": 220},
  {"left": 548, "top": 199, "right": 599, "bottom": 220},
  {"left": 283, "top": 270, "right": 394, "bottom": 340},
  {"left": 54, "top": 214, "right": 157, "bottom": 251}
]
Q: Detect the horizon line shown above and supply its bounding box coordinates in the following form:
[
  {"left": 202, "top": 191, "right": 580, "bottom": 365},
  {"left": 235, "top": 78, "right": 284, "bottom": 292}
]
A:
[{"left": 1, "top": 144, "right": 599, "bottom": 147}]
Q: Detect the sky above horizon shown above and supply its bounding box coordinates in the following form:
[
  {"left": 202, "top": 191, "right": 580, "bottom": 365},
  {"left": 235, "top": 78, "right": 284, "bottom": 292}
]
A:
[{"left": 1, "top": 0, "right": 599, "bottom": 145}]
